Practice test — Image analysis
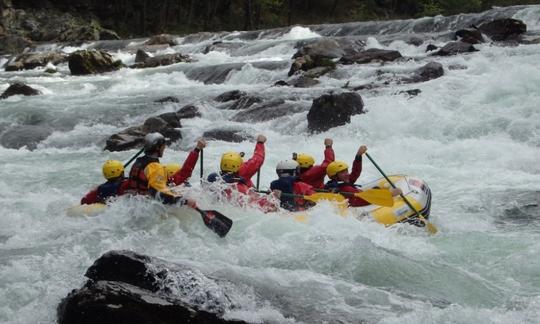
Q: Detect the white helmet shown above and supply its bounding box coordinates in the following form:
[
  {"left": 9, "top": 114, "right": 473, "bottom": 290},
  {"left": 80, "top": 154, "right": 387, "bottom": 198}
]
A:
[
  {"left": 144, "top": 132, "right": 166, "bottom": 153},
  {"left": 276, "top": 159, "right": 299, "bottom": 177}
]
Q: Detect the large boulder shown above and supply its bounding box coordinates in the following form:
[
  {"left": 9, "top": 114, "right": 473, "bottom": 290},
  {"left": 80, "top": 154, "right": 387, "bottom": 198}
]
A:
[
  {"left": 0, "top": 125, "right": 53, "bottom": 150},
  {"left": 57, "top": 250, "right": 247, "bottom": 324},
  {"left": 478, "top": 18, "right": 527, "bottom": 41},
  {"left": 231, "top": 99, "right": 307, "bottom": 122},
  {"left": 307, "top": 92, "right": 364, "bottom": 133},
  {"left": 4, "top": 52, "right": 67, "bottom": 71},
  {"left": 1, "top": 82, "right": 40, "bottom": 99},
  {"left": 68, "top": 50, "right": 123, "bottom": 75},
  {"left": 432, "top": 41, "right": 478, "bottom": 56},
  {"left": 339, "top": 48, "right": 402, "bottom": 65}
]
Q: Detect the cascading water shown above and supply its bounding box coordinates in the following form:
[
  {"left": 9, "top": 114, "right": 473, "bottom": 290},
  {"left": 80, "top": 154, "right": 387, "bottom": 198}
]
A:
[{"left": 1, "top": 5, "right": 540, "bottom": 324}]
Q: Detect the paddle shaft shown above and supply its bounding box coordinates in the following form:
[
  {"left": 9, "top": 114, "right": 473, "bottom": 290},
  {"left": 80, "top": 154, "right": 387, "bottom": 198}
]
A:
[
  {"left": 123, "top": 147, "right": 145, "bottom": 168},
  {"left": 256, "top": 169, "right": 261, "bottom": 190},
  {"left": 364, "top": 153, "right": 423, "bottom": 219},
  {"left": 200, "top": 149, "right": 204, "bottom": 179}
]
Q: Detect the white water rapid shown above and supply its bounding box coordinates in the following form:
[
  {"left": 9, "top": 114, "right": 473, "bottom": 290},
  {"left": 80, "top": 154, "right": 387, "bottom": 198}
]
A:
[{"left": 1, "top": 5, "right": 540, "bottom": 324}]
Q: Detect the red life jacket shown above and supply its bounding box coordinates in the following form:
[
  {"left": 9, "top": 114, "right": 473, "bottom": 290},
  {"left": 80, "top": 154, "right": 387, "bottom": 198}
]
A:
[{"left": 128, "top": 156, "right": 159, "bottom": 194}]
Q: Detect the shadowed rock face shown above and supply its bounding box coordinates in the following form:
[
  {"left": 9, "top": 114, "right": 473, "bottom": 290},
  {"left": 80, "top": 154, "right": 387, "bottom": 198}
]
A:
[
  {"left": 432, "top": 41, "right": 478, "bottom": 56},
  {"left": 57, "top": 250, "right": 247, "bottom": 324},
  {"left": 307, "top": 92, "right": 364, "bottom": 133},
  {"left": 478, "top": 18, "right": 527, "bottom": 41}
]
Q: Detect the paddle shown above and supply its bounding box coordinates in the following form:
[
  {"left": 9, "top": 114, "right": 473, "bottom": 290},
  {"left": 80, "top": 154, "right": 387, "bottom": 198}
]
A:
[
  {"left": 124, "top": 147, "right": 145, "bottom": 168},
  {"left": 256, "top": 169, "right": 261, "bottom": 190},
  {"left": 199, "top": 148, "right": 204, "bottom": 179},
  {"left": 315, "top": 188, "right": 394, "bottom": 207},
  {"left": 258, "top": 190, "right": 344, "bottom": 203},
  {"left": 364, "top": 153, "right": 438, "bottom": 234},
  {"left": 194, "top": 207, "right": 233, "bottom": 238}
]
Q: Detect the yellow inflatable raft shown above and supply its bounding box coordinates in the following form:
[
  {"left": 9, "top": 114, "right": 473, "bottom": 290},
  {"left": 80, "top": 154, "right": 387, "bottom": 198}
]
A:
[{"left": 348, "top": 175, "right": 432, "bottom": 226}]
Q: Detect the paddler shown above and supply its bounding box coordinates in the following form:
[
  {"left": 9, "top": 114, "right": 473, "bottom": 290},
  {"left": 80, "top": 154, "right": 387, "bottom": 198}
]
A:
[
  {"left": 294, "top": 138, "right": 335, "bottom": 189},
  {"left": 325, "top": 145, "right": 401, "bottom": 206},
  {"left": 80, "top": 160, "right": 129, "bottom": 204},
  {"left": 127, "top": 132, "right": 196, "bottom": 207},
  {"left": 270, "top": 159, "right": 316, "bottom": 211},
  {"left": 207, "top": 134, "right": 278, "bottom": 212}
]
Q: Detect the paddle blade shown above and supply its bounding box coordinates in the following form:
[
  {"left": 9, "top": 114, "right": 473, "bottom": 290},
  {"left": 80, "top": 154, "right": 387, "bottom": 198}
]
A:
[
  {"left": 197, "top": 209, "right": 233, "bottom": 238},
  {"left": 355, "top": 189, "right": 394, "bottom": 207}
]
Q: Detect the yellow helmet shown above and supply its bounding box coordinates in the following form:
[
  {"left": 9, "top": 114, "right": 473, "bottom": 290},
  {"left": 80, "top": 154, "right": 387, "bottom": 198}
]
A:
[
  {"left": 164, "top": 163, "right": 182, "bottom": 178},
  {"left": 326, "top": 160, "right": 348, "bottom": 178},
  {"left": 294, "top": 153, "right": 315, "bottom": 168},
  {"left": 220, "top": 151, "right": 243, "bottom": 173},
  {"left": 102, "top": 160, "right": 124, "bottom": 180}
]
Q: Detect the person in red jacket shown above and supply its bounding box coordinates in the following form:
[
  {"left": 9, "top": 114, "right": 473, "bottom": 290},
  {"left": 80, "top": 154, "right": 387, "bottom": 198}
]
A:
[
  {"left": 207, "top": 134, "right": 277, "bottom": 212},
  {"left": 294, "top": 138, "right": 334, "bottom": 189},
  {"left": 325, "top": 145, "right": 401, "bottom": 207},
  {"left": 81, "top": 160, "right": 130, "bottom": 205},
  {"left": 166, "top": 138, "right": 207, "bottom": 186},
  {"left": 270, "top": 159, "right": 315, "bottom": 211}
]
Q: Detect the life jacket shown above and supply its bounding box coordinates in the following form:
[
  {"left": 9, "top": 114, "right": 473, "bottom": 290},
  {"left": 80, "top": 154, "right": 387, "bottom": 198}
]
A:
[
  {"left": 128, "top": 156, "right": 159, "bottom": 194},
  {"left": 96, "top": 179, "right": 125, "bottom": 203},
  {"left": 270, "top": 176, "right": 297, "bottom": 211},
  {"left": 325, "top": 179, "right": 358, "bottom": 191}
]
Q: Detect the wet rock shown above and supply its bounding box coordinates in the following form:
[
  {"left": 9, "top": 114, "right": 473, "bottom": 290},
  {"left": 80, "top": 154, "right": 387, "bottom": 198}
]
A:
[
  {"left": 293, "top": 38, "right": 345, "bottom": 60},
  {"left": 398, "top": 89, "right": 422, "bottom": 97},
  {"left": 203, "top": 129, "right": 250, "bottom": 143},
  {"left": 155, "top": 96, "right": 179, "bottom": 104},
  {"left": 0, "top": 82, "right": 41, "bottom": 99},
  {"left": 339, "top": 48, "right": 402, "bottom": 65},
  {"left": 68, "top": 50, "right": 123, "bottom": 75},
  {"left": 145, "top": 34, "right": 178, "bottom": 46},
  {"left": 105, "top": 115, "right": 182, "bottom": 152},
  {"left": 57, "top": 250, "right": 246, "bottom": 324},
  {"left": 4, "top": 52, "right": 67, "bottom": 71},
  {"left": 104, "top": 128, "right": 145, "bottom": 152},
  {"left": 288, "top": 54, "right": 335, "bottom": 77},
  {"left": 134, "top": 49, "right": 150, "bottom": 63},
  {"left": 406, "top": 37, "right": 424, "bottom": 46},
  {"left": 307, "top": 92, "right": 364, "bottom": 133},
  {"left": 131, "top": 53, "right": 192, "bottom": 69},
  {"left": 273, "top": 80, "right": 289, "bottom": 87},
  {"left": 478, "top": 18, "right": 527, "bottom": 41},
  {"left": 225, "top": 96, "right": 262, "bottom": 110},
  {"left": 0, "top": 125, "right": 53, "bottom": 150},
  {"left": 176, "top": 105, "right": 201, "bottom": 119},
  {"left": 432, "top": 41, "right": 478, "bottom": 56},
  {"left": 203, "top": 41, "right": 244, "bottom": 54},
  {"left": 402, "top": 62, "right": 444, "bottom": 83},
  {"left": 214, "top": 90, "right": 247, "bottom": 103},
  {"left": 0, "top": 35, "right": 33, "bottom": 55},
  {"left": 232, "top": 99, "right": 306, "bottom": 122},
  {"left": 425, "top": 44, "right": 438, "bottom": 52},
  {"left": 455, "top": 28, "right": 484, "bottom": 44},
  {"left": 288, "top": 75, "right": 320, "bottom": 88}
]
